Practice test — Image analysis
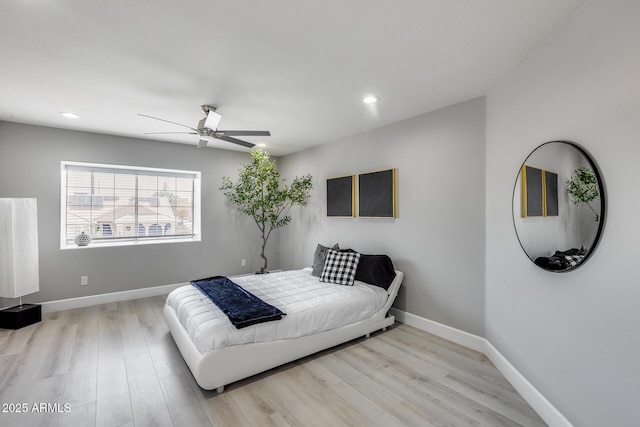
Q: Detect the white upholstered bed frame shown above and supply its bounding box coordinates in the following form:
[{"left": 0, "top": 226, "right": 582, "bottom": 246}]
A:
[{"left": 163, "top": 270, "right": 403, "bottom": 392}]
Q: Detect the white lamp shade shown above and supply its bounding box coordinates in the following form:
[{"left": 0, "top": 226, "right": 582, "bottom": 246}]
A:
[{"left": 0, "top": 198, "right": 39, "bottom": 298}]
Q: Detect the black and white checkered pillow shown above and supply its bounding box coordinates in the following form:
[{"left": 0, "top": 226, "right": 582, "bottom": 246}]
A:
[{"left": 320, "top": 249, "right": 361, "bottom": 286}]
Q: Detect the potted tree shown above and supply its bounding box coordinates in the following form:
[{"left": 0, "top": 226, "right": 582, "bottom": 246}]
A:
[
  {"left": 221, "top": 149, "right": 313, "bottom": 273},
  {"left": 566, "top": 166, "right": 599, "bottom": 221}
]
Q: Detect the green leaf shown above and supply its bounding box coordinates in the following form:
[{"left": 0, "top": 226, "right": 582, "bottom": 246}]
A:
[{"left": 565, "top": 167, "right": 599, "bottom": 205}]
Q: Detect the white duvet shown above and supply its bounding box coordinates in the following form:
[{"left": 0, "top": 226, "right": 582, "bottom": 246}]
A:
[{"left": 165, "top": 268, "right": 389, "bottom": 353}]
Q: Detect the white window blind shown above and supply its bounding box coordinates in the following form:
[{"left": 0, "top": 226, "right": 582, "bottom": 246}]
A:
[{"left": 61, "top": 161, "right": 201, "bottom": 248}]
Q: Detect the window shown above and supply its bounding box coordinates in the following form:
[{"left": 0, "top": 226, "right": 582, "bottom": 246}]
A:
[{"left": 61, "top": 161, "right": 201, "bottom": 249}]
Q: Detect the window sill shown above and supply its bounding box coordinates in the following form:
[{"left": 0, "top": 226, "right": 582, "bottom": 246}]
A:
[{"left": 60, "top": 236, "right": 201, "bottom": 250}]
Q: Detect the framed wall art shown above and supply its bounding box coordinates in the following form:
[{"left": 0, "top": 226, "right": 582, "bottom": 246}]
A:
[
  {"left": 358, "top": 168, "right": 396, "bottom": 218},
  {"left": 326, "top": 175, "right": 355, "bottom": 217},
  {"left": 520, "top": 165, "right": 558, "bottom": 218}
]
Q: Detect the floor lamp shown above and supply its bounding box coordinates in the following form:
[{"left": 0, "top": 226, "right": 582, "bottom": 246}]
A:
[{"left": 0, "top": 198, "right": 41, "bottom": 329}]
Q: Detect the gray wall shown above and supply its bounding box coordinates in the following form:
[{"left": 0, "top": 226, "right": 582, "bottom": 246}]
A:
[
  {"left": 0, "top": 121, "right": 277, "bottom": 305},
  {"left": 278, "top": 98, "right": 486, "bottom": 336},
  {"left": 486, "top": 0, "right": 640, "bottom": 425}
]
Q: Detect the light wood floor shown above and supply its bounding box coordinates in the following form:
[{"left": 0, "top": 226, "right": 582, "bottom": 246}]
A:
[{"left": 0, "top": 296, "right": 546, "bottom": 427}]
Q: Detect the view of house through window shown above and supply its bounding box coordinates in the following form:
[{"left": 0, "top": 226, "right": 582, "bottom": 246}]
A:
[{"left": 61, "top": 162, "right": 201, "bottom": 248}]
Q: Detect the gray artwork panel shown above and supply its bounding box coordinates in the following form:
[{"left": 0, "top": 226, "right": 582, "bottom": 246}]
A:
[
  {"left": 358, "top": 169, "right": 394, "bottom": 217},
  {"left": 327, "top": 176, "right": 353, "bottom": 217}
]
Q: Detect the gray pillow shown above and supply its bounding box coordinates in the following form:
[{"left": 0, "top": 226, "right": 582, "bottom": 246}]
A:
[{"left": 312, "top": 243, "right": 339, "bottom": 277}]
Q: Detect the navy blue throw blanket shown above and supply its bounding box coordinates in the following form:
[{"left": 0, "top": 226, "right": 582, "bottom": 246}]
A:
[{"left": 191, "top": 276, "right": 285, "bottom": 329}]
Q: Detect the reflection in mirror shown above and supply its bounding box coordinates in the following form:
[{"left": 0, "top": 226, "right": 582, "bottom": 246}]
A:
[{"left": 512, "top": 141, "right": 605, "bottom": 272}]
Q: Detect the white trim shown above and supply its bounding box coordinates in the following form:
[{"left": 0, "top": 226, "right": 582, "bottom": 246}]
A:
[
  {"left": 59, "top": 235, "right": 201, "bottom": 250},
  {"left": 389, "top": 308, "right": 573, "bottom": 427},
  {"left": 62, "top": 160, "right": 200, "bottom": 177},
  {"left": 483, "top": 340, "right": 573, "bottom": 427},
  {"left": 60, "top": 160, "right": 202, "bottom": 249},
  {"left": 389, "top": 308, "right": 485, "bottom": 352},
  {"left": 40, "top": 282, "right": 186, "bottom": 313}
]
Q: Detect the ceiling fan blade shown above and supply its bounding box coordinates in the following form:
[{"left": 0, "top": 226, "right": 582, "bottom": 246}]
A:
[
  {"left": 197, "top": 139, "right": 208, "bottom": 148},
  {"left": 138, "top": 114, "right": 197, "bottom": 131},
  {"left": 217, "top": 130, "right": 271, "bottom": 137},
  {"left": 216, "top": 135, "right": 255, "bottom": 148},
  {"left": 144, "top": 132, "right": 198, "bottom": 135}
]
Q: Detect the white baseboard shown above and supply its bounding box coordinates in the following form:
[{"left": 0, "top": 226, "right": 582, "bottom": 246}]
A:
[
  {"left": 389, "top": 308, "right": 573, "bottom": 427},
  {"left": 389, "top": 308, "right": 486, "bottom": 353},
  {"left": 40, "top": 282, "right": 187, "bottom": 313}
]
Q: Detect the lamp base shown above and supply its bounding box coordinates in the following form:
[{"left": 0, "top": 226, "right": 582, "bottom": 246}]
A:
[{"left": 0, "top": 304, "right": 41, "bottom": 329}]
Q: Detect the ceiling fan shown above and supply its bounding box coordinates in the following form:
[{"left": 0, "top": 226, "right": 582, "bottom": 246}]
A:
[{"left": 139, "top": 105, "right": 270, "bottom": 148}]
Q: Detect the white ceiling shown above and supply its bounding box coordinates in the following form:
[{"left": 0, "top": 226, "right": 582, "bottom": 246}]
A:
[{"left": 0, "top": 0, "right": 587, "bottom": 156}]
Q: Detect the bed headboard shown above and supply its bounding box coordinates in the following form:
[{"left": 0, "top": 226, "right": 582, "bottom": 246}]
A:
[{"left": 388, "top": 270, "right": 403, "bottom": 296}]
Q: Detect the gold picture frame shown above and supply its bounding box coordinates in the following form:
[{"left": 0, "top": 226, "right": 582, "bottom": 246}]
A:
[
  {"left": 358, "top": 168, "right": 397, "bottom": 218},
  {"left": 521, "top": 165, "right": 558, "bottom": 218},
  {"left": 326, "top": 175, "right": 355, "bottom": 217}
]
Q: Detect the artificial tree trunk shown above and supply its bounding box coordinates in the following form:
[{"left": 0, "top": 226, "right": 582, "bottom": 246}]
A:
[{"left": 259, "top": 233, "right": 268, "bottom": 274}]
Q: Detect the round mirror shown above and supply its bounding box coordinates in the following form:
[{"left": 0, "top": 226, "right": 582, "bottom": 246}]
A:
[{"left": 512, "top": 141, "right": 605, "bottom": 272}]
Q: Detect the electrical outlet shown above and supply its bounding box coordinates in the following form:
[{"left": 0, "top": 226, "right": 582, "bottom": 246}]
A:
[
  {"left": 241, "top": 259, "right": 246, "bottom": 266},
  {"left": 81, "top": 276, "right": 88, "bottom": 286}
]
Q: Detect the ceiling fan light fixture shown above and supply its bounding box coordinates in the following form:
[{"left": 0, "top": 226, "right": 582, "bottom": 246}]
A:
[{"left": 203, "top": 110, "right": 222, "bottom": 130}]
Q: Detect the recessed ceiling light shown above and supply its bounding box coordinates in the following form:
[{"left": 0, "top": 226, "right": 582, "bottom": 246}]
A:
[
  {"left": 256, "top": 143, "right": 266, "bottom": 148},
  {"left": 363, "top": 96, "right": 378, "bottom": 104},
  {"left": 60, "top": 112, "right": 80, "bottom": 119}
]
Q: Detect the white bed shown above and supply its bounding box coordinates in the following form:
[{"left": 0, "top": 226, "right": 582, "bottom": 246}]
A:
[{"left": 164, "top": 267, "right": 403, "bottom": 391}]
